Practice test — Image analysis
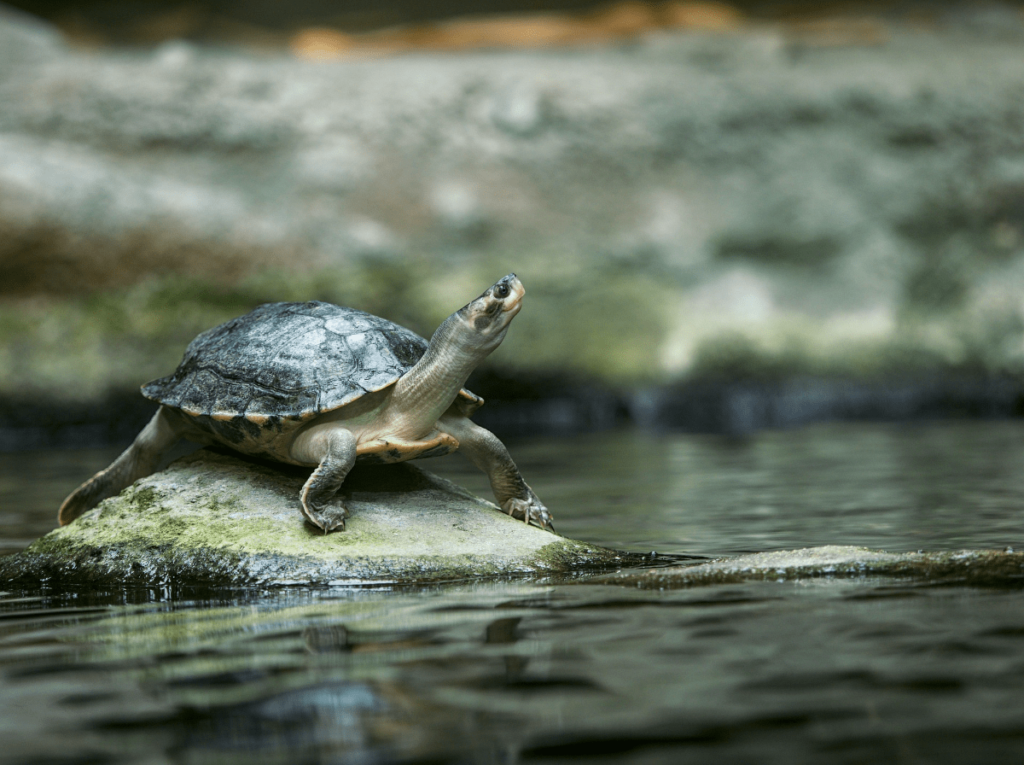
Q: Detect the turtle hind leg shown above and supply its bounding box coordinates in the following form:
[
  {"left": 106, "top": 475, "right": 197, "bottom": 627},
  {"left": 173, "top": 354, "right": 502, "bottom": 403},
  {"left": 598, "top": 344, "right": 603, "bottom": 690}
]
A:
[
  {"left": 297, "top": 426, "right": 357, "bottom": 533},
  {"left": 58, "top": 407, "right": 183, "bottom": 526}
]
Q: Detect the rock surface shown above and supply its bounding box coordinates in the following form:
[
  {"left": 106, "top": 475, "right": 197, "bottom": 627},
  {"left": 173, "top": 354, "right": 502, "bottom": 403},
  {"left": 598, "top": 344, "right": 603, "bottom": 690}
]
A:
[
  {"left": 0, "top": 450, "right": 635, "bottom": 586},
  {"left": 595, "top": 545, "right": 1024, "bottom": 588}
]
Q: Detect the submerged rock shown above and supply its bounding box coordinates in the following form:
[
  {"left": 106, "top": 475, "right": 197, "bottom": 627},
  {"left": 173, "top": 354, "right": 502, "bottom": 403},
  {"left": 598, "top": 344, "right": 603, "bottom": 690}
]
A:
[
  {"left": 595, "top": 545, "right": 1024, "bottom": 589},
  {"left": 0, "top": 450, "right": 634, "bottom": 587}
]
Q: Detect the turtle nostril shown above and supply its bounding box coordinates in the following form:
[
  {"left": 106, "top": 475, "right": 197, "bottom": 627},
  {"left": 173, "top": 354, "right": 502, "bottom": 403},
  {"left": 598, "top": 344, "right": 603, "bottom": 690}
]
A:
[{"left": 495, "top": 283, "right": 511, "bottom": 298}]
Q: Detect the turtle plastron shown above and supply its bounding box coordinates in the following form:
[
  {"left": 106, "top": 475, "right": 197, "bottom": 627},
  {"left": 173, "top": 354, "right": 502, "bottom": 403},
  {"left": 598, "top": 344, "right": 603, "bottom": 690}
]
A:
[{"left": 356, "top": 431, "right": 460, "bottom": 464}]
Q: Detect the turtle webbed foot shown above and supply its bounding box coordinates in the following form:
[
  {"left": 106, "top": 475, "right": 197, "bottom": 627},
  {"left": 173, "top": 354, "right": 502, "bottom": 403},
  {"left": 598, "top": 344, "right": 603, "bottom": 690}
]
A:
[{"left": 502, "top": 495, "right": 556, "bottom": 533}]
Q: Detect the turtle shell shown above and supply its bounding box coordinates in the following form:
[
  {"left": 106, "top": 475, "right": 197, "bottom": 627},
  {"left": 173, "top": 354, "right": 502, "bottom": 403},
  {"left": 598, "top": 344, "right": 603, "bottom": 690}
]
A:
[{"left": 142, "top": 301, "right": 483, "bottom": 420}]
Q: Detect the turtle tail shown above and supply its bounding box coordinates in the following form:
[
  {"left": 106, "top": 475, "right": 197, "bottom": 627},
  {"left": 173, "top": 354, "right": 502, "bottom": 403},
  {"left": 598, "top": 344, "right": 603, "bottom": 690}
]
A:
[{"left": 58, "top": 407, "right": 182, "bottom": 526}]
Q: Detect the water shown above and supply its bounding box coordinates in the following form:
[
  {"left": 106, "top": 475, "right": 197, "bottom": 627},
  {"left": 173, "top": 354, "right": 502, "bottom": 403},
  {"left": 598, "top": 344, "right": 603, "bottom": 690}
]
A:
[{"left": 2, "top": 421, "right": 1024, "bottom": 763}]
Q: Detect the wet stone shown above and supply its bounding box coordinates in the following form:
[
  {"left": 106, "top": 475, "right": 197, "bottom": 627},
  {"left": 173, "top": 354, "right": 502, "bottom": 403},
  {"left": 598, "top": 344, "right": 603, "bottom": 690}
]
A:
[
  {"left": 595, "top": 545, "right": 1024, "bottom": 589},
  {"left": 0, "top": 450, "right": 634, "bottom": 587}
]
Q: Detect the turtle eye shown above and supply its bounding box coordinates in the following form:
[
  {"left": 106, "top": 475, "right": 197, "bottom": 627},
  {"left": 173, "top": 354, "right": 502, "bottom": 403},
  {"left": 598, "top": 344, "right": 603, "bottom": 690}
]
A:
[{"left": 495, "top": 283, "right": 511, "bottom": 299}]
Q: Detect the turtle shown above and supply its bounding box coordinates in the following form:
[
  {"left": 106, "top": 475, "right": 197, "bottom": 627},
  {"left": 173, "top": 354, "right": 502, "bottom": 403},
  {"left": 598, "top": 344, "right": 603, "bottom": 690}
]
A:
[{"left": 58, "top": 273, "right": 554, "bottom": 533}]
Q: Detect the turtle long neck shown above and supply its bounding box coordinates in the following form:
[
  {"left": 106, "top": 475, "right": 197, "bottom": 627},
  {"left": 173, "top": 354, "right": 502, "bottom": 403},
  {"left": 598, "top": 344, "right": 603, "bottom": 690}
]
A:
[{"left": 387, "top": 316, "right": 486, "bottom": 438}]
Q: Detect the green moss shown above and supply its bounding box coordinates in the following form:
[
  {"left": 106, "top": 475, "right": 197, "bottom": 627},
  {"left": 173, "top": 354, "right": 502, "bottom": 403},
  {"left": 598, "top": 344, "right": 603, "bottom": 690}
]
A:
[
  {"left": 22, "top": 531, "right": 77, "bottom": 558},
  {"left": 127, "top": 485, "right": 162, "bottom": 513},
  {"left": 532, "top": 539, "right": 647, "bottom": 571}
]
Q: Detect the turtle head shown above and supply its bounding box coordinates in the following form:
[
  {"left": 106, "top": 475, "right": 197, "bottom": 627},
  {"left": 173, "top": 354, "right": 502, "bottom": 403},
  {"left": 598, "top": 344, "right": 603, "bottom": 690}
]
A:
[{"left": 451, "top": 273, "right": 525, "bottom": 354}]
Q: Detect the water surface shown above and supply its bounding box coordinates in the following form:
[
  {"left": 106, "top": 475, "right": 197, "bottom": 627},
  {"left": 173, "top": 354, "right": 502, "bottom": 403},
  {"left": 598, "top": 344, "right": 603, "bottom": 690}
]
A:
[{"left": 2, "top": 421, "right": 1024, "bottom": 763}]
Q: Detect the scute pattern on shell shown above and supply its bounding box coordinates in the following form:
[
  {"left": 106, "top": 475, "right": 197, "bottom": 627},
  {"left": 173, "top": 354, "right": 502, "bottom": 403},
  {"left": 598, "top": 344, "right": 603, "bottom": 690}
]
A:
[{"left": 142, "top": 301, "right": 454, "bottom": 419}]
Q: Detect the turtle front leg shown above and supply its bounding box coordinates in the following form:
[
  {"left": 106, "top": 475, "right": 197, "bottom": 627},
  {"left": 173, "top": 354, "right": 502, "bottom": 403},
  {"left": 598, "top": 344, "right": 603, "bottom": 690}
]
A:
[
  {"left": 296, "top": 426, "right": 357, "bottom": 533},
  {"left": 439, "top": 414, "right": 555, "bottom": 532}
]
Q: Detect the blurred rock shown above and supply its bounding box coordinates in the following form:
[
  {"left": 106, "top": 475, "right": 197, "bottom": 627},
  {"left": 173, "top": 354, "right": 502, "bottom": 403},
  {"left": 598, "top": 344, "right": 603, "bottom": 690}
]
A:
[
  {"left": 3, "top": 11, "right": 1024, "bottom": 422},
  {"left": 0, "top": 3, "right": 61, "bottom": 65}
]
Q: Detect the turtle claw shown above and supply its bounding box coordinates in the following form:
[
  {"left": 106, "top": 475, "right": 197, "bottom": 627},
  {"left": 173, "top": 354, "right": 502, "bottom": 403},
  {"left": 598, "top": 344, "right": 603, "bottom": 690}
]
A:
[
  {"left": 302, "top": 500, "right": 348, "bottom": 534},
  {"left": 502, "top": 496, "right": 556, "bottom": 533}
]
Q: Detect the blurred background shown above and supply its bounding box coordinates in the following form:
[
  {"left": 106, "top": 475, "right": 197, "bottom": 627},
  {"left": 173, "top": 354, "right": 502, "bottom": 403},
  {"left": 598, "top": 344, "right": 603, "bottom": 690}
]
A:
[{"left": 4, "top": 0, "right": 1024, "bottom": 447}]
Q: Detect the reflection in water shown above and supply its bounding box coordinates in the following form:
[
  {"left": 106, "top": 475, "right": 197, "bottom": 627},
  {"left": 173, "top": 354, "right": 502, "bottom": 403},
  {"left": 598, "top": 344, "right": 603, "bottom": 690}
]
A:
[
  {"left": 2, "top": 421, "right": 1024, "bottom": 762},
  {"left": 3, "top": 581, "right": 1024, "bottom": 763}
]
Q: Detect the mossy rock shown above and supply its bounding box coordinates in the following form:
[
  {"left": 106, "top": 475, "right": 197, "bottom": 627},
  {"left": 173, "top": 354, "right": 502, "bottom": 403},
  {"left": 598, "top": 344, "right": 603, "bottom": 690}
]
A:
[
  {"left": 593, "top": 545, "right": 1024, "bottom": 589},
  {"left": 0, "top": 450, "right": 637, "bottom": 587}
]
